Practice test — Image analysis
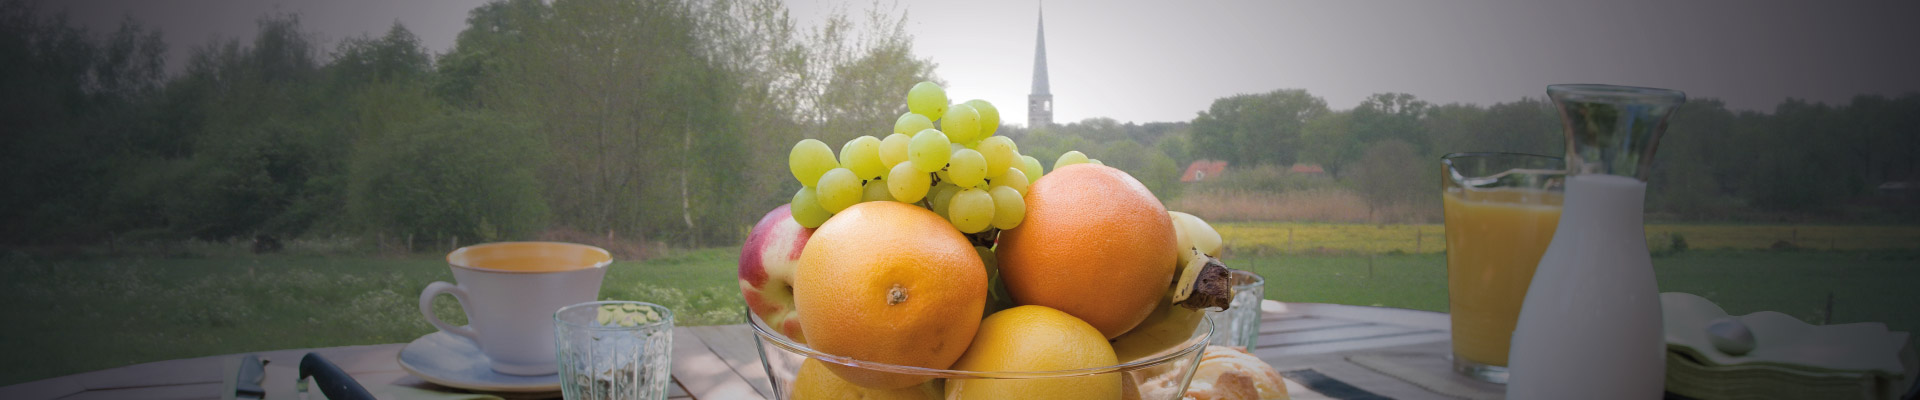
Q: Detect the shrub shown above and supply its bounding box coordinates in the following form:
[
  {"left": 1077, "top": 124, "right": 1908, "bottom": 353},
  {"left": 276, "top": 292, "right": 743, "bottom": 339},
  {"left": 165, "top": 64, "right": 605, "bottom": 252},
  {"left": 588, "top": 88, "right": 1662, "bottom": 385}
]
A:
[
  {"left": 346, "top": 112, "right": 549, "bottom": 246},
  {"left": 1187, "top": 164, "right": 1339, "bottom": 194}
]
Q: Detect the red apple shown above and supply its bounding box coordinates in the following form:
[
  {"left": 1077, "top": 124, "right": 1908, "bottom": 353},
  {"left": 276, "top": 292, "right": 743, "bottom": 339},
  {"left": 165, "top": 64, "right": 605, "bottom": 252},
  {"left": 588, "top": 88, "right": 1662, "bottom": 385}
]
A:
[{"left": 739, "top": 204, "right": 813, "bottom": 343}]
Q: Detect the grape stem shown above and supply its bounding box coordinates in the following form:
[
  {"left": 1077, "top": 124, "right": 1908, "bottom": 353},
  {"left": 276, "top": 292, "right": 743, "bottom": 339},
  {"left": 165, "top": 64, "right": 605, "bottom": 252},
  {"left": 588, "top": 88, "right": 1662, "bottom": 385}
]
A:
[{"left": 966, "top": 230, "right": 999, "bottom": 248}]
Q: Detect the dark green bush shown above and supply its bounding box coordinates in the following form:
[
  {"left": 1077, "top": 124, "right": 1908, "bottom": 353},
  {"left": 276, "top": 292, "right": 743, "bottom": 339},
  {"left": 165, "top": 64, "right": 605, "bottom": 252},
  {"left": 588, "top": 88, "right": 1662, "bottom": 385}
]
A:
[{"left": 346, "top": 112, "right": 549, "bottom": 245}]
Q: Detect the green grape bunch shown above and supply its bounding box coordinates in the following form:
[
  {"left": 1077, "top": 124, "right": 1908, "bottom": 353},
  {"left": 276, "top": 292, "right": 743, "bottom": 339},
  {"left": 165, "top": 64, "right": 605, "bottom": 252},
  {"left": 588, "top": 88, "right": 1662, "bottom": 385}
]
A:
[{"left": 781, "top": 81, "right": 1096, "bottom": 246}]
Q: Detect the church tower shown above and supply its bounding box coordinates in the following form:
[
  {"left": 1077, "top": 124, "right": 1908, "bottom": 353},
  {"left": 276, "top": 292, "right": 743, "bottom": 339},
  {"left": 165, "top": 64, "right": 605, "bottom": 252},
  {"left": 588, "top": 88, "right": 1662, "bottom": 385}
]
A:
[{"left": 1028, "top": 6, "right": 1053, "bottom": 128}]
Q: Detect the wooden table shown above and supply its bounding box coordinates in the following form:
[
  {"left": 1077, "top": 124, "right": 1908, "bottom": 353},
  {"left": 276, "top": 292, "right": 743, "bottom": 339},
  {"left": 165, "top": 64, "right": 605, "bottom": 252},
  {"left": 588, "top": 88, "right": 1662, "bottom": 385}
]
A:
[{"left": 3, "top": 301, "right": 1493, "bottom": 399}]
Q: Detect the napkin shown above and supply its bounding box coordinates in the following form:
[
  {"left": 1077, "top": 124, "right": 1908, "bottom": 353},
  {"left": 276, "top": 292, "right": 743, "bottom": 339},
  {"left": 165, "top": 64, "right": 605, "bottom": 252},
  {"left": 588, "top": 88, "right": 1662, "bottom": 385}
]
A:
[{"left": 1661, "top": 292, "right": 1918, "bottom": 400}]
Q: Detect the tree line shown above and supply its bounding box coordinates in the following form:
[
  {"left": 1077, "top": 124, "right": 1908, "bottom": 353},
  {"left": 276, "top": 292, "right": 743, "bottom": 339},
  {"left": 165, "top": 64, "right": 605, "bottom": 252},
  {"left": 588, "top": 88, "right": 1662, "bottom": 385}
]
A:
[
  {"left": 1180, "top": 89, "right": 1920, "bottom": 221},
  {"left": 6, "top": 0, "right": 1914, "bottom": 249},
  {"left": 0, "top": 0, "right": 936, "bottom": 247}
]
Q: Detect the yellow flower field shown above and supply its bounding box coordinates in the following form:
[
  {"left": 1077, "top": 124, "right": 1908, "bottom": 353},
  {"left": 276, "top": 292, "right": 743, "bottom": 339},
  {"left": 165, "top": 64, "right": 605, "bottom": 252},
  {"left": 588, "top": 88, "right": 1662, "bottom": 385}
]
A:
[{"left": 1215, "top": 222, "right": 1920, "bottom": 255}]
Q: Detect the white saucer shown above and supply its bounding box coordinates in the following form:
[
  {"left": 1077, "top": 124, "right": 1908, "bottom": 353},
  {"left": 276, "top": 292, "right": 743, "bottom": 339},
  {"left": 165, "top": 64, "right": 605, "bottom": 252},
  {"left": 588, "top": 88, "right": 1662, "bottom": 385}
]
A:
[{"left": 397, "top": 330, "right": 561, "bottom": 393}]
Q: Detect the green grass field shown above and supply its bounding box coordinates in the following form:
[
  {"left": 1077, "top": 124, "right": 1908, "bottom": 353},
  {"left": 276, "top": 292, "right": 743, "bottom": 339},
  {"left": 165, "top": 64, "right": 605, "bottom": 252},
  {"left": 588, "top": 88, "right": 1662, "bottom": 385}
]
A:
[
  {"left": 3, "top": 229, "right": 1916, "bottom": 386},
  {"left": 1234, "top": 251, "right": 1920, "bottom": 336},
  {"left": 0, "top": 248, "right": 746, "bottom": 386}
]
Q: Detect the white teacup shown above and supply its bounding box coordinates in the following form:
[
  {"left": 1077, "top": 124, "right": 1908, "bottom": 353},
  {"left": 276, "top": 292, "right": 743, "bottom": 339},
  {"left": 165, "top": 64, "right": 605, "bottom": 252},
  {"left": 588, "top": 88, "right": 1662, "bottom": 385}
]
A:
[{"left": 419, "top": 242, "right": 611, "bottom": 376}]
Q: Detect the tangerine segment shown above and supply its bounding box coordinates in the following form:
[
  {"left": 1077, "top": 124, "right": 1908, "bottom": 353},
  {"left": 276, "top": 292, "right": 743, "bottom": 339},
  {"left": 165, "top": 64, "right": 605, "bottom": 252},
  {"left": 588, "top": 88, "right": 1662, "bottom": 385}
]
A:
[
  {"left": 996, "top": 164, "right": 1179, "bottom": 338},
  {"left": 793, "top": 201, "right": 987, "bottom": 389}
]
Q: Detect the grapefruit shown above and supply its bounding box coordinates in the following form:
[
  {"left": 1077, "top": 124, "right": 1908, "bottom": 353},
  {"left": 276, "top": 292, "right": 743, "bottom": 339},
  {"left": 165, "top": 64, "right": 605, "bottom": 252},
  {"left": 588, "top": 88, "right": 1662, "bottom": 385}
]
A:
[
  {"left": 944, "top": 305, "right": 1121, "bottom": 399},
  {"left": 995, "top": 164, "right": 1179, "bottom": 338},
  {"left": 792, "top": 201, "right": 987, "bottom": 389},
  {"left": 792, "top": 359, "right": 940, "bottom": 400}
]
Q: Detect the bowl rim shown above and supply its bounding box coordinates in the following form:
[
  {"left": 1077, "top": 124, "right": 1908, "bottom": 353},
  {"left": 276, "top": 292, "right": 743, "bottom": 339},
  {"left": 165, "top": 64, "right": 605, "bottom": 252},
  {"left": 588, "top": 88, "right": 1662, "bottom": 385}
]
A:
[{"left": 747, "top": 307, "right": 1215, "bottom": 379}]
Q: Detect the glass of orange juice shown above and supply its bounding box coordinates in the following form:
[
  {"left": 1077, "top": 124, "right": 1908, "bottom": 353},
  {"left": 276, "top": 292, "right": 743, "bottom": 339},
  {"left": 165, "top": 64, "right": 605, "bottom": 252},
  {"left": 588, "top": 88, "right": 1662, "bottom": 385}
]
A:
[{"left": 1441, "top": 153, "right": 1565, "bottom": 383}]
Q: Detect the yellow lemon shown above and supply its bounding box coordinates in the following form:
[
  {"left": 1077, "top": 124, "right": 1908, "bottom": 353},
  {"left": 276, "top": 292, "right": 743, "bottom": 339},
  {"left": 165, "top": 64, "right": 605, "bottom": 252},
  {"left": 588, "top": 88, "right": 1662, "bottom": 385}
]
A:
[
  {"left": 944, "top": 305, "right": 1121, "bottom": 400},
  {"left": 792, "top": 358, "right": 940, "bottom": 400}
]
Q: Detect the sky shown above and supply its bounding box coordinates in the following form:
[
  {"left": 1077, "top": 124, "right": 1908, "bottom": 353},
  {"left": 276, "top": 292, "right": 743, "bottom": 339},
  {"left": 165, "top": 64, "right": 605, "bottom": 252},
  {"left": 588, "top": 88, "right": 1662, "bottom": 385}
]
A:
[{"left": 38, "top": 0, "right": 1920, "bottom": 126}]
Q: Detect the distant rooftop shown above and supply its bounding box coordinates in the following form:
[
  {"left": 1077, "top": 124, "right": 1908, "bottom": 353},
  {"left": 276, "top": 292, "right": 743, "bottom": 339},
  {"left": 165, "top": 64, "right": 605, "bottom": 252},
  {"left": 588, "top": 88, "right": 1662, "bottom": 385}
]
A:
[{"left": 1181, "top": 160, "right": 1228, "bottom": 182}]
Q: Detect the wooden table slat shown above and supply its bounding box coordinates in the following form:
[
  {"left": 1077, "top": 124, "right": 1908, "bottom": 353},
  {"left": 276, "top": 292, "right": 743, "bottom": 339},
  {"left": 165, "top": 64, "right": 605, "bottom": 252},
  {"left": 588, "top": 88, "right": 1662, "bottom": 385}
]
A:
[
  {"left": 1276, "top": 302, "right": 1451, "bottom": 330},
  {"left": 686, "top": 325, "right": 779, "bottom": 399},
  {"left": 55, "top": 382, "right": 220, "bottom": 400},
  {"left": 8, "top": 302, "right": 1474, "bottom": 400},
  {"left": 1260, "top": 316, "right": 1371, "bottom": 334},
  {"left": 1261, "top": 331, "right": 1453, "bottom": 358},
  {"left": 0, "top": 375, "right": 86, "bottom": 400},
  {"left": 1263, "top": 323, "right": 1431, "bottom": 348},
  {"left": 667, "top": 326, "right": 767, "bottom": 400}
]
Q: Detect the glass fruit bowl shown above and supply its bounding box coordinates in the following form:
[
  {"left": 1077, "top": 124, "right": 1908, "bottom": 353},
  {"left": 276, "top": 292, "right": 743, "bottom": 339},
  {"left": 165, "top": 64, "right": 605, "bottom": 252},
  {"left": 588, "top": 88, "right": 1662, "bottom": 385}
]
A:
[{"left": 748, "top": 310, "right": 1214, "bottom": 399}]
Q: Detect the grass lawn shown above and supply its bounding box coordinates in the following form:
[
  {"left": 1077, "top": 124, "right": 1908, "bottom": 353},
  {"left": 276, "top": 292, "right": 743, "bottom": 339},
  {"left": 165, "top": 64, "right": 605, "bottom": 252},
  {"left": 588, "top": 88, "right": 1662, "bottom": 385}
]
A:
[
  {"left": 0, "top": 247, "right": 746, "bottom": 386},
  {"left": 1234, "top": 250, "right": 1920, "bottom": 335},
  {"left": 1216, "top": 222, "right": 1920, "bottom": 254},
  {"left": 4, "top": 245, "right": 1915, "bottom": 387}
]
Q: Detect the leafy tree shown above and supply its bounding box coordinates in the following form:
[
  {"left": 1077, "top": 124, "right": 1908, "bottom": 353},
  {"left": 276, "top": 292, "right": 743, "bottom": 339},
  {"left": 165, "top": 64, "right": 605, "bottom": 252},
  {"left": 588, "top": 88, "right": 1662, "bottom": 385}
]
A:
[
  {"left": 433, "top": 0, "right": 548, "bottom": 108},
  {"left": 1649, "top": 99, "right": 1737, "bottom": 216},
  {"left": 1347, "top": 140, "right": 1428, "bottom": 219},
  {"left": 1154, "top": 130, "right": 1193, "bottom": 166},
  {"left": 331, "top": 22, "right": 432, "bottom": 85},
  {"left": 1349, "top": 92, "right": 1430, "bottom": 151},
  {"left": 0, "top": 1, "right": 167, "bottom": 243},
  {"left": 1190, "top": 89, "right": 1328, "bottom": 167},
  {"left": 1299, "top": 110, "right": 1357, "bottom": 175},
  {"left": 1095, "top": 140, "right": 1182, "bottom": 200},
  {"left": 814, "top": 26, "right": 938, "bottom": 147},
  {"left": 479, "top": 0, "right": 746, "bottom": 244},
  {"left": 348, "top": 112, "right": 548, "bottom": 243}
]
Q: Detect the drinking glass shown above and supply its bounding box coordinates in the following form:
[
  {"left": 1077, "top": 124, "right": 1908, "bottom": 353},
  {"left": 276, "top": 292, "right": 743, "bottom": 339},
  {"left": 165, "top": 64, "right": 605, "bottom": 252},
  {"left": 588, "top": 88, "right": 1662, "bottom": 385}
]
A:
[
  {"left": 1206, "top": 269, "right": 1266, "bottom": 350},
  {"left": 1440, "top": 153, "right": 1565, "bottom": 383},
  {"left": 555, "top": 301, "right": 675, "bottom": 400}
]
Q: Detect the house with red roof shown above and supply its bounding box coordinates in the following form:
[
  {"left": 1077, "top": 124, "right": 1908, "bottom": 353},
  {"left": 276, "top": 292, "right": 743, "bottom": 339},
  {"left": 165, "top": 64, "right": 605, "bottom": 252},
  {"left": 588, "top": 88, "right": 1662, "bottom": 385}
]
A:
[{"left": 1181, "top": 160, "right": 1229, "bottom": 182}]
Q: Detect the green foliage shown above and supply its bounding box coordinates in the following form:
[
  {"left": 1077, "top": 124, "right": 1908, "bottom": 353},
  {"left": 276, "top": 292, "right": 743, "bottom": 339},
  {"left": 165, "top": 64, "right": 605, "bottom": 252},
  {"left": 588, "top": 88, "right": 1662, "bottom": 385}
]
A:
[
  {"left": 811, "top": 3, "right": 940, "bottom": 147},
  {"left": 347, "top": 112, "right": 549, "bottom": 243},
  {"left": 7, "top": 0, "right": 1919, "bottom": 248},
  {"left": 1350, "top": 93, "right": 1430, "bottom": 151},
  {"left": 0, "top": 0, "right": 168, "bottom": 243},
  {"left": 0, "top": 247, "right": 750, "bottom": 385},
  {"left": 1191, "top": 89, "right": 1329, "bottom": 167},
  {"left": 1187, "top": 164, "right": 1338, "bottom": 194},
  {"left": 472, "top": 0, "right": 751, "bottom": 245},
  {"left": 1347, "top": 140, "right": 1431, "bottom": 214},
  {"left": 1299, "top": 111, "right": 1357, "bottom": 174},
  {"left": 1093, "top": 140, "right": 1183, "bottom": 200},
  {"left": 329, "top": 23, "right": 432, "bottom": 85}
]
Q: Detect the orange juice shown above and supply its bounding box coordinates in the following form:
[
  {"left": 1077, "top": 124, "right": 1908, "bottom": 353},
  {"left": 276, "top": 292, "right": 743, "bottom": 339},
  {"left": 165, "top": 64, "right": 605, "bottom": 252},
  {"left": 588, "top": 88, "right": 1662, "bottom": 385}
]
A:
[{"left": 1443, "top": 189, "right": 1562, "bottom": 367}]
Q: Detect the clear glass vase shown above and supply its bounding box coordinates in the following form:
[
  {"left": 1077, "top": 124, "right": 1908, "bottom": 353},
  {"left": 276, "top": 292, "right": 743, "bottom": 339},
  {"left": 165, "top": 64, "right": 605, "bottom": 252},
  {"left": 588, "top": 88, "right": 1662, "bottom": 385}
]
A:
[
  {"left": 1506, "top": 84, "right": 1684, "bottom": 399},
  {"left": 749, "top": 310, "right": 1214, "bottom": 399}
]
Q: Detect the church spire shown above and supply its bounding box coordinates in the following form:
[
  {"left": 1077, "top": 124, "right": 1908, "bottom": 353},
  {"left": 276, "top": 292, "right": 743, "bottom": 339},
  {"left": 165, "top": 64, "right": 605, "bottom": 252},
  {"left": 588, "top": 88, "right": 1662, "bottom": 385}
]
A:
[
  {"left": 1031, "top": 6, "right": 1050, "bottom": 97},
  {"left": 1028, "top": 4, "right": 1054, "bottom": 128}
]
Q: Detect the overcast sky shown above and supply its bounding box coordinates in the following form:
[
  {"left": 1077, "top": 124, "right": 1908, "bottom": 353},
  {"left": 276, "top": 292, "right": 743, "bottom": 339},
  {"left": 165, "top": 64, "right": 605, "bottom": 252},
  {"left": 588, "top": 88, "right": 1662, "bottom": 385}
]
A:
[{"left": 40, "top": 0, "right": 1920, "bottom": 126}]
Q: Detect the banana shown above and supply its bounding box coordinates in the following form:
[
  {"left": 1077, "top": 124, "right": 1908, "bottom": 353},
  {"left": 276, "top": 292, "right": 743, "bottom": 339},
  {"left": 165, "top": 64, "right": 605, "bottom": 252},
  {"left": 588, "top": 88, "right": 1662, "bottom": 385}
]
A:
[
  {"left": 1110, "top": 292, "right": 1207, "bottom": 362},
  {"left": 1170, "top": 211, "right": 1223, "bottom": 267},
  {"left": 1112, "top": 252, "right": 1237, "bottom": 362},
  {"left": 1113, "top": 212, "right": 1238, "bottom": 362},
  {"left": 1172, "top": 248, "right": 1209, "bottom": 303}
]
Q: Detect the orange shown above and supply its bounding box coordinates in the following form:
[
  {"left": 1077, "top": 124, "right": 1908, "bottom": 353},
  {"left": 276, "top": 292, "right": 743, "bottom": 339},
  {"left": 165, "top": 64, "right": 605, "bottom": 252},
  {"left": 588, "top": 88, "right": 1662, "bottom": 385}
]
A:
[
  {"left": 792, "top": 359, "right": 941, "bottom": 400},
  {"left": 995, "top": 163, "right": 1178, "bottom": 338},
  {"left": 792, "top": 201, "right": 987, "bottom": 389},
  {"left": 944, "top": 305, "right": 1121, "bottom": 399}
]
